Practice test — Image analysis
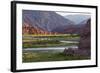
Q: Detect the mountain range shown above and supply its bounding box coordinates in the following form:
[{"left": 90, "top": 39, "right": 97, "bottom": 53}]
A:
[{"left": 22, "top": 10, "right": 91, "bottom": 34}]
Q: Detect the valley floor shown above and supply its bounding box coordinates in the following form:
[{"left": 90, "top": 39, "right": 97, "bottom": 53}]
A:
[{"left": 22, "top": 34, "right": 90, "bottom": 63}]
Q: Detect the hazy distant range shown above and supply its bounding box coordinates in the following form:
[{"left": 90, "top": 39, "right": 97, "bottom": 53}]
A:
[
  {"left": 65, "top": 15, "right": 90, "bottom": 24},
  {"left": 55, "top": 12, "right": 91, "bottom": 24}
]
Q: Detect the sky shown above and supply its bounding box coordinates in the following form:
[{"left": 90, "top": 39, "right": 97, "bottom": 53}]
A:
[{"left": 56, "top": 11, "right": 91, "bottom": 16}]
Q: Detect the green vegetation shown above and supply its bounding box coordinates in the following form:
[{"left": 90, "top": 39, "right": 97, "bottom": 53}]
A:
[
  {"left": 23, "top": 52, "right": 90, "bottom": 62},
  {"left": 23, "top": 40, "right": 78, "bottom": 48},
  {"left": 23, "top": 34, "right": 80, "bottom": 48}
]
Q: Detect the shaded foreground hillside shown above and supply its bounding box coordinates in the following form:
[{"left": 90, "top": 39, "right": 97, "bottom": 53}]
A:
[
  {"left": 78, "top": 19, "right": 91, "bottom": 56},
  {"left": 79, "top": 19, "right": 91, "bottom": 50}
]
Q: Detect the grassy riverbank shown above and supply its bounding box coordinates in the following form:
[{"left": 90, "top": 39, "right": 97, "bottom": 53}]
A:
[{"left": 23, "top": 52, "right": 90, "bottom": 62}]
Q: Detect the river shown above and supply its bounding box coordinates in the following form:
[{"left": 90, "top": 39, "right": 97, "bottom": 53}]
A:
[{"left": 23, "top": 46, "right": 78, "bottom": 53}]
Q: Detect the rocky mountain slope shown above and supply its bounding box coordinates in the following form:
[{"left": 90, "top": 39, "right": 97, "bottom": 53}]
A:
[{"left": 22, "top": 10, "right": 75, "bottom": 34}]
